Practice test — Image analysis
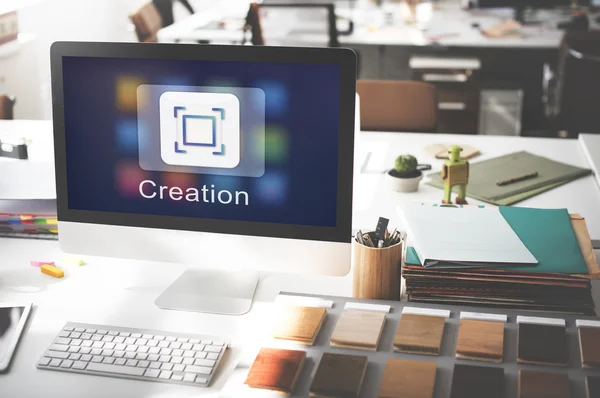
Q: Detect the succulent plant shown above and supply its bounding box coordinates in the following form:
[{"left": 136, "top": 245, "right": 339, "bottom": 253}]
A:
[{"left": 395, "top": 155, "right": 418, "bottom": 174}]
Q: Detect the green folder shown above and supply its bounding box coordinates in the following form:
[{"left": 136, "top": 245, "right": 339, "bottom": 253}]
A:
[
  {"left": 427, "top": 151, "right": 591, "bottom": 206},
  {"left": 405, "top": 207, "right": 588, "bottom": 274}
]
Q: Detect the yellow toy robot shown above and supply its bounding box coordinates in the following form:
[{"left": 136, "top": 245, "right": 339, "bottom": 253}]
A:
[{"left": 441, "top": 145, "right": 469, "bottom": 204}]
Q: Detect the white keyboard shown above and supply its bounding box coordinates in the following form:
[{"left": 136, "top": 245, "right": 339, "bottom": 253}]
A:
[{"left": 37, "top": 322, "right": 228, "bottom": 387}]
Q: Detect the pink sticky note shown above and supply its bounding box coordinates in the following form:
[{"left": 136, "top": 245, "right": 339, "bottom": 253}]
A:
[{"left": 31, "top": 260, "right": 55, "bottom": 267}]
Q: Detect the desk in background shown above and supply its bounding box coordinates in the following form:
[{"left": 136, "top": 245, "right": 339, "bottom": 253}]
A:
[{"left": 1, "top": 120, "right": 599, "bottom": 397}]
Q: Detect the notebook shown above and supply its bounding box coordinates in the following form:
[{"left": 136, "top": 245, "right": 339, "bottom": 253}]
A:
[{"left": 399, "top": 204, "right": 537, "bottom": 268}]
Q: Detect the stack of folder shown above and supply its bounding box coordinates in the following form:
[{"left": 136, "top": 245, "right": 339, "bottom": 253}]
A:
[
  {"left": 400, "top": 205, "right": 598, "bottom": 315},
  {"left": 0, "top": 199, "right": 58, "bottom": 239}
]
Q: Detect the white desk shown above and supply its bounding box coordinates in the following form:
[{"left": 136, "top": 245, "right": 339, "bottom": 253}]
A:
[{"left": 1, "top": 121, "right": 600, "bottom": 397}]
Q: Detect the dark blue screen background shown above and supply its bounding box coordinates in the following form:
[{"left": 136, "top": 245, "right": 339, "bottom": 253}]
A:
[{"left": 62, "top": 56, "right": 340, "bottom": 227}]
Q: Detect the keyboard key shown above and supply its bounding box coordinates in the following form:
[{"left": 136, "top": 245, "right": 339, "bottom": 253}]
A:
[
  {"left": 192, "top": 344, "right": 205, "bottom": 351},
  {"left": 183, "top": 350, "right": 195, "bottom": 358},
  {"left": 104, "top": 343, "right": 115, "bottom": 350},
  {"left": 86, "top": 362, "right": 145, "bottom": 377},
  {"left": 184, "top": 373, "right": 196, "bottom": 382},
  {"left": 189, "top": 339, "right": 200, "bottom": 344},
  {"left": 171, "top": 357, "right": 183, "bottom": 364},
  {"left": 183, "top": 358, "right": 194, "bottom": 365},
  {"left": 137, "top": 360, "right": 150, "bottom": 368},
  {"left": 165, "top": 336, "right": 176, "bottom": 342},
  {"left": 201, "top": 340, "right": 212, "bottom": 345},
  {"left": 64, "top": 327, "right": 75, "bottom": 332},
  {"left": 86, "top": 329, "right": 96, "bottom": 333},
  {"left": 115, "top": 358, "right": 127, "bottom": 366},
  {"left": 161, "top": 363, "right": 173, "bottom": 371},
  {"left": 148, "top": 347, "right": 160, "bottom": 355},
  {"left": 90, "top": 349, "right": 102, "bottom": 356},
  {"left": 176, "top": 337, "right": 189, "bottom": 343},
  {"left": 154, "top": 335, "right": 165, "bottom": 341},
  {"left": 212, "top": 341, "right": 224, "bottom": 347},
  {"left": 113, "top": 337, "right": 125, "bottom": 344},
  {"left": 205, "top": 346, "right": 221, "bottom": 353},
  {"left": 149, "top": 362, "right": 161, "bottom": 369},
  {"left": 92, "top": 342, "right": 104, "bottom": 349},
  {"left": 97, "top": 330, "right": 108, "bottom": 335},
  {"left": 137, "top": 346, "right": 149, "bottom": 354},
  {"left": 50, "top": 344, "right": 69, "bottom": 352},
  {"left": 148, "top": 354, "right": 160, "bottom": 361},
  {"left": 159, "top": 370, "right": 172, "bottom": 379},
  {"left": 91, "top": 335, "right": 103, "bottom": 342},
  {"left": 108, "top": 331, "right": 119, "bottom": 336},
  {"left": 131, "top": 333, "right": 142, "bottom": 338},
  {"left": 173, "top": 364, "right": 185, "bottom": 372},
  {"left": 147, "top": 340, "right": 159, "bottom": 347},
  {"left": 68, "top": 346, "right": 80, "bottom": 353},
  {"left": 158, "top": 341, "right": 170, "bottom": 348},
  {"left": 38, "top": 357, "right": 51, "bottom": 366},
  {"left": 103, "top": 357, "right": 115, "bottom": 364},
  {"left": 159, "top": 355, "right": 171, "bottom": 363},
  {"left": 195, "top": 352, "right": 207, "bottom": 359},
  {"left": 185, "top": 365, "right": 212, "bottom": 375},
  {"left": 142, "top": 334, "right": 153, "bottom": 340},
  {"left": 58, "top": 331, "right": 71, "bottom": 338},
  {"left": 119, "top": 332, "right": 131, "bottom": 337},
  {"left": 72, "top": 361, "right": 87, "bottom": 370},
  {"left": 46, "top": 351, "right": 70, "bottom": 360},
  {"left": 70, "top": 339, "right": 82, "bottom": 346},
  {"left": 169, "top": 342, "right": 182, "bottom": 349},
  {"left": 126, "top": 359, "right": 138, "bottom": 367},
  {"left": 114, "top": 344, "right": 126, "bottom": 351},
  {"left": 113, "top": 351, "right": 125, "bottom": 358},
  {"left": 91, "top": 356, "right": 103, "bottom": 363},
  {"left": 172, "top": 373, "right": 184, "bottom": 381},
  {"left": 196, "top": 377, "right": 208, "bottom": 385},
  {"left": 125, "top": 345, "right": 137, "bottom": 352},
  {"left": 81, "top": 341, "right": 93, "bottom": 348},
  {"left": 80, "top": 347, "right": 92, "bottom": 354},
  {"left": 69, "top": 332, "right": 82, "bottom": 339},
  {"left": 160, "top": 348, "right": 172, "bottom": 355},
  {"left": 102, "top": 336, "right": 114, "bottom": 343},
  {"left": 145, "top": 369, "right": 160, "bottom": 378},
  {"left": 80, "top": 333, "right": 92, "bottom": 340},
  {"left": 69, "top": 353, "right": 81, "bottom": 360},
  {"left": 181, "top": 343, "right": 192, "bottom": 350},
  {"left": 80, "top": 355, "right": 92, "bottom": 362},
  {"left": 55, "top": 338, "right": 71, "bottom": 345},
  {"left": 172, "top": 349, "right": 184, "bottom": 357},
  {"left": 206, "top": 353, "right": 219, "bottom": 360},
  {"left": 74, "top": 328, "right": 85, "bottom": 333},
  {"left": 136, "top": 339, "right": 148, "bottom": 346},
  {"left": 60, "top": 360, "right": 73, "bottom": 369},
  {"left": 136, "top": 353, "right": 148, "bottom": 360},
  {"left": 125, "top": 352, "right": 136, "bottom": 359},
  {"left": 124, "top": 337, "right": 136, "bottom": 345},
  {"left": 102, "top": 350, "right": 114, "bottom": 357},
  {"left": 49, "top": 359, "right": 63, "bottom": 367},
  {"left": 194, "top": 359, "right": 216, "bottom": 367}
]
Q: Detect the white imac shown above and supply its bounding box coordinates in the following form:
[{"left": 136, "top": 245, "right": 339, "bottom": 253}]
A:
[{"left": 50, "top": 42, "right": 357, "bottom": 315}]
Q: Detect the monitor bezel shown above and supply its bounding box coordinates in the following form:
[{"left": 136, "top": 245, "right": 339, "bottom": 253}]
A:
[{"left": 51, "top": 41, "right": 356, "bottom": 243}]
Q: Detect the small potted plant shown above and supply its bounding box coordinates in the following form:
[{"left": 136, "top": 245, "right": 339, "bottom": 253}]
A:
[{"left": 386, "top": 154, "right": 423, "bottom": 192}]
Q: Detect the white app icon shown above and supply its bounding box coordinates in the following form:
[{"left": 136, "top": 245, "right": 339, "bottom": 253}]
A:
[{"left": 159, "top": 91, "right": 241, "bottom": 169}]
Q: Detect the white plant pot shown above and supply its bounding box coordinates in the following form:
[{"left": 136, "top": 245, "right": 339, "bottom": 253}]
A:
[{"left": 386, "top": 171, "right": 423, "bottom": 192}]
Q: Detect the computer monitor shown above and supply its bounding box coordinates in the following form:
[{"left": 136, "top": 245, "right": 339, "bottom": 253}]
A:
[{"left": 50, "top": 42, "right": 357, "bottom": 315}]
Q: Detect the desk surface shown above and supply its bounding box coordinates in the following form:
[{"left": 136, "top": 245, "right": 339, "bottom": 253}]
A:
[
  {"left": 158, "top": 0, "right": 579, "bottom": 49},
  {"left": 1, "top": 120, "right": 600, "bottom": 397}
]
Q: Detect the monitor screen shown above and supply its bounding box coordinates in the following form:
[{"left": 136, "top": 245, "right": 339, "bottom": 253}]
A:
[{"left": 54, "top": 44, "right": 355, "bottom": 243}]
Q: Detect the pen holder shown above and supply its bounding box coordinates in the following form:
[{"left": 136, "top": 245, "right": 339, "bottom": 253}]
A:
[{"left": 352, "top": 232, "right": 403, "bottom": 301}]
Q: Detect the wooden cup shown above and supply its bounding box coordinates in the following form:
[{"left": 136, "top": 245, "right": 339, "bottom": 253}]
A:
[{"left": 352, "top": 233, "right": 403, "bottom": 301}]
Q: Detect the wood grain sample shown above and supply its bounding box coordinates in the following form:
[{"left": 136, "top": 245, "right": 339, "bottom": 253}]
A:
[
  {"left": 393, "top": 314, "right": 446, "bottom": 355},
  {"left": 244, "top": 348, "right": 306, "bottom": 395},
  {"left": 309, "top": 352, "right": 368, "bottom": 398},
  {"left": 578, "top": 327, "right": 600, "bottom": 368},
  {"left": 378, "top": 358, "right": 437, "bottom": 398},
  {"left": 586, "top": 375, "right": 600, "bottom": 398},
  {"left": 517, "top": 323, "right": 568, "bottom": 366},
  {"left": 273, "top": 306, "right": 327, "bottom": 345},
  {"left": 330, "top": 309, "right": 386, "bottom": 351},
  {"left": 450, "top": 364, "right": 504, "bottom": 398},
  {"left": 518, "top": 369, "right": 571, "bottom": 398},
  {"left": 456, "top": 319, "right": 505, "bottom": 363}
]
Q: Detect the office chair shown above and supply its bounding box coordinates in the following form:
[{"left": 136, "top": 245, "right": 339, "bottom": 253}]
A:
[
  {"left": 356, "top": 80, "right": 438, "bottom": 132},
  {"left": 545, "top": 31, "right": 600, "bottom": 138},
  {"left": 244, "top": 2, "right": 343, "bottom": 47},
  {"left": 0, "top": 95, "right": 16, "bottom": 120},
  {"left": 130, "top": 2, "right": 163, "bottom": 43}
]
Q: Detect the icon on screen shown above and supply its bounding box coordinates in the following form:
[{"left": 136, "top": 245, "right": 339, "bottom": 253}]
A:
[{"left": 159, "top": 92, "right": 241, "bottom": 169}]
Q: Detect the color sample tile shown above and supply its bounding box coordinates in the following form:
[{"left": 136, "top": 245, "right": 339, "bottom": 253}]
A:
[
  {"left": 586, "top": 375, "right": 600, "bottom": 398},
  {"left": 579, "top": 327, "right": 600, "bottom": 368},
  {"left": 456, "top": 319, "right": 505, "bottom": 363},
  {"left": 330, "top": 309, "right": 386, "bottom": 351},
  {"left": 244, "top": 348, "right": 306, "bottom": 395},
  {"left": 273, "top": 306, "right": 327, "bottom": 345},
  {"left": 518, "top": 369, "right": 571, "bottom": 398},
  {"left": 393, "top": 314, "right": 446, "bottom": 355},
  {"left": 309, "top": 352, "right": 368, "bottom": 398},
  {"left": 518, "top": 323, "right": 568, "bottom": 366},
  {"left": 378, "top": 358, "right": 437, "bottom": 398},
  {"left": 450, "top": 364, "right": 504, "bottom": 398}
]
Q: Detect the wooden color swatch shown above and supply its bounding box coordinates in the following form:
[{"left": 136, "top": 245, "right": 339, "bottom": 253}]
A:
[
  {"left": 330, "top": 309, "right": 386, "bottom": 351},
  {"left": 579, "top": 327, "right": 600, "bottom": 368},
  {"left": 517, "top": 323, "right": 568, "bottom": 366},
  {"left": 456, "top": 319, "right": 505, "bottom": 363},
  {"left": 273, "top": 306, "right": 327, "bottom": 345},
  {"left": 393, "top": 314, "right": 446, "bottom": 355},
  {"left": 309, "top": 352, "right": 368, "bottom": 398},
  {"left": 450, "top": 364, "right": 504, "bottom": 398},
  {"left": 244, "top": 348, "right": 306, "bottom": 395},
  {"left": 378, "top": 358, "right": 437, "bottom": 398},
  {"left": 586, "top": 375, "right": 600, "bottom": 398},
  {"left": 518, "top": 369, "right": 571, "bottom": 398}
]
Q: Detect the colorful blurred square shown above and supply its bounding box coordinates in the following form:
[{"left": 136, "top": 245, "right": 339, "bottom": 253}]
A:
[{"left": 254, "top": 171, "right": 289, "bottom": 205}]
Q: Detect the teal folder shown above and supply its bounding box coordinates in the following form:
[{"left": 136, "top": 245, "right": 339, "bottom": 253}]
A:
[{"left": 405, "top": 207, "right": 588, "bottom": 274}]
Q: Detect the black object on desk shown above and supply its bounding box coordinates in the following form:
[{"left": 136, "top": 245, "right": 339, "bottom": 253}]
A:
[{"left": 0, "top": 139, "right": 28, "bottom": 160}]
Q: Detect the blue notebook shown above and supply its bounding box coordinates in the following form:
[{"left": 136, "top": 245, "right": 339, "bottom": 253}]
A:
[{"left": 405, "top": 207, "right": 588, "bottom": 274}]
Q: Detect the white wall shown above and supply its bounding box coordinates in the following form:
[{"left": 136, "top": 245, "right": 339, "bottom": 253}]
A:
[{"left": 0, "top": 0, "right": 216, "bottom": 120}]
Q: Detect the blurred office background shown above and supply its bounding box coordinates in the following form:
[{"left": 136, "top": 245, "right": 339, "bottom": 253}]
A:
[{"left": 1, "top": 0, "right": 599, "bottom": 137}]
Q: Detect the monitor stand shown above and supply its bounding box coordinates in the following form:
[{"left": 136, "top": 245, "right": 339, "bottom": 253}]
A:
[{"left": 155, "top": 269, "right": 259, "bottom": 315}]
